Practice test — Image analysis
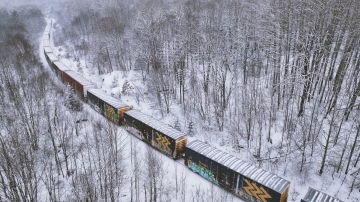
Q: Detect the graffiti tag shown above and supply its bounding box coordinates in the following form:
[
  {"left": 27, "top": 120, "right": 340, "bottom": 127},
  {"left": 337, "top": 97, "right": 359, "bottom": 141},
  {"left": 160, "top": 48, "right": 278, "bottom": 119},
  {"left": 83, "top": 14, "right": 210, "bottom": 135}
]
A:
[
  {"left": 189, "top": 162, "right": 218, "bottom": 184},
  {"left": 243, "top": 179, "right": 272, "bottom": 202}
]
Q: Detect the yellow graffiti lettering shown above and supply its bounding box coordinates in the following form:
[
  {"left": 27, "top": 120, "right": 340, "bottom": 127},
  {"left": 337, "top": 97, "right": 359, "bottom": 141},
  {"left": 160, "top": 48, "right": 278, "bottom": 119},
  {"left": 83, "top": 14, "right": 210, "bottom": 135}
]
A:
[
  {"left": 156, "top": 132, "right": 171, "bottom": 151},
  {"left": 106, "top": 105, "right": 115, "bottom": 117},
  {"left": 243, "top": 179, "right": 272, "bottom": 202}
]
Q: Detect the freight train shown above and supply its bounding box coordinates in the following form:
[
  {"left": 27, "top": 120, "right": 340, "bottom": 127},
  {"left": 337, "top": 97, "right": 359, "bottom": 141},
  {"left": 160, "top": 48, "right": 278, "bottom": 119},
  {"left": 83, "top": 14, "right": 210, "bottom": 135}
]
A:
[{"left": 42, "top": 23, "right": 342, "bottom": 202}]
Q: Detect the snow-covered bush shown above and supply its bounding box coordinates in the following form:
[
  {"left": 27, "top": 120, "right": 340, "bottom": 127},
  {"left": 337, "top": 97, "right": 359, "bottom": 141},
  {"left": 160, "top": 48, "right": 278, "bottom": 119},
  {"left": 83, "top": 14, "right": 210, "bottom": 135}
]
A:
[{"left": 64, "top": 85, "right": 83, "bottom": 111}]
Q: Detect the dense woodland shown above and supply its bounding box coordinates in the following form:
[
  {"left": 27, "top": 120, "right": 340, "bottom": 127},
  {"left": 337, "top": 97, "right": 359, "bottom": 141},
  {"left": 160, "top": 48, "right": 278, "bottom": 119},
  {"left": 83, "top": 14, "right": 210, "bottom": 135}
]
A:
[
  {"left": 1, "top": 0, "right": 360, "bottom": 200},
  {"left": 52, "top": 0, "right": 360, "bottom": 196},
  {"left": 0, "top": 5, "right": 229, "bottom": 202}
]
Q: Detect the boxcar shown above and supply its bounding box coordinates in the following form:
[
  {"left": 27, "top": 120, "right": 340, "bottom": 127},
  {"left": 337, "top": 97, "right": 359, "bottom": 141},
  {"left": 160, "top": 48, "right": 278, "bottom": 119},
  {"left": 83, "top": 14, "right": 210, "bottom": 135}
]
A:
[
  {"left": 62, "top": 70, "right": 96, "bottom": 101},
  {"left": 44, "top": 52, "right": 58, "bottom": 71},
  {"left": 43, "top": 33, "right": 50, "bottom": 40},
  {"left": 301, "top": 187, "right": 342, "bottom": 202},
  {"left": 52, "top": 61, "right": 69, "bottom": 83},
  {"left": 43, "top": 39, "right": 50, "bottom": 47},
  {"left": 44, "top": 46, "right": 52, "bottom": 54},
  {"left": 44, "top": 24, "right": 51, "bottom": 37},
  {"left": 87, "top": 89, "right": 131, "bottom": 125},
  {"left": 185, "top": 140, "right": 290, "bottom": 202},
  {"left": 124, "top": 110, "right": 187, "bottom": 159}
]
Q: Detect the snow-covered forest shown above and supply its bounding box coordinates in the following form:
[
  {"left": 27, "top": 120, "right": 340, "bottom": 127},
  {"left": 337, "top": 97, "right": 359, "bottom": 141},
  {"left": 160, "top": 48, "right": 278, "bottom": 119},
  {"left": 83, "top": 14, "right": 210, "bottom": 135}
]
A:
[{"left": 1, "top": 0, "right": 360, "bottom": 201}]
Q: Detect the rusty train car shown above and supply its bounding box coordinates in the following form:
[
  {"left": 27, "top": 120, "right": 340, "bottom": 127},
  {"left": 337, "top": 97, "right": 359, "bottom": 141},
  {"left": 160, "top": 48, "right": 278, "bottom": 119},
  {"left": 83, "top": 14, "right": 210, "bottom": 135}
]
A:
[
  {"left": 52, "top": 61, "right": 70, "bottom": 83},
  {"left": 185, "top": 140, "right": 290, "bottom": 202},
  {"left": 62, "top": 70, "right": 96, "bottom": 101}
]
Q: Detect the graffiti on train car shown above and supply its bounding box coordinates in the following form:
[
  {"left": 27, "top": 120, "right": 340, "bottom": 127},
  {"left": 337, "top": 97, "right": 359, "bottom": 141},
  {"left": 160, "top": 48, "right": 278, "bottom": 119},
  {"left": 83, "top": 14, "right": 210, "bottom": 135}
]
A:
[
  {"left": 125, "top": 125, "right": 144, "bottom": 140},
  {"left": 88, "top": 100, "right": 101, "bottom": 114},
  {"left": 154, "top": 132, "right": 172, "bottom": 156},
  {"left": 105, "top": 104, "right": 119, "bottom": 125},
  {"left": 188, "top": 161, "right": 218, "bottom": 184},
  {"left": 243, "top": 179, "right": 271, "bottom": 202}
]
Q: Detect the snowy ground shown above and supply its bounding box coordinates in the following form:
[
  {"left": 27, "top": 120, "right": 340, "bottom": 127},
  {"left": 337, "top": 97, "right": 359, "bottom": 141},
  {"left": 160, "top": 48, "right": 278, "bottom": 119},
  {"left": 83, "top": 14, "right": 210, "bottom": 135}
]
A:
[
  {"left": 40, "top": 19, "right": 245, "bottom": 202},
  {"left": 41, "top": 18, "right": 359, "bottom": 201}
]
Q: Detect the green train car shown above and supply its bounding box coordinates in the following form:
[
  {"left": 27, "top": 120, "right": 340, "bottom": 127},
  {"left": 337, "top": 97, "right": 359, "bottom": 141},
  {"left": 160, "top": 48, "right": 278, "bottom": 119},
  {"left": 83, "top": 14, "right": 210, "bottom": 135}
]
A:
[{"left": 87, "top": 89, "right": 131, "bottom": 125}]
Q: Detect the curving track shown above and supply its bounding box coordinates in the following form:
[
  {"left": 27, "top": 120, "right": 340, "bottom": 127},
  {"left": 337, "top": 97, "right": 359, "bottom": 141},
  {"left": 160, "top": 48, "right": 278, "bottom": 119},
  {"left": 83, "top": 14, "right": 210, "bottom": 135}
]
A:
[{"left": 41, "top": 21, "right": 343, "bottom": 202}]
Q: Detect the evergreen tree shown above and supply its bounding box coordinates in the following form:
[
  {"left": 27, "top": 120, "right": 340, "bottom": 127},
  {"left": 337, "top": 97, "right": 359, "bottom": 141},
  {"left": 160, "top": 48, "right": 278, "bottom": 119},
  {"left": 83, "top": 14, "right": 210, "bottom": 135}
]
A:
[
  {"left": 122, "top": 80, "right": 134, "bottom": 95},
  {"left": 65, "top": 86, "right": 83, "bottom": 111},
  {"left": 188, "top": 121, "right": 194, "bottom": 137},
  {"left": 174, "top": 120, "right": 181, "bottom": 131},
  {"left": 111, "top": 74, "right": 119, "bottom": 88}
]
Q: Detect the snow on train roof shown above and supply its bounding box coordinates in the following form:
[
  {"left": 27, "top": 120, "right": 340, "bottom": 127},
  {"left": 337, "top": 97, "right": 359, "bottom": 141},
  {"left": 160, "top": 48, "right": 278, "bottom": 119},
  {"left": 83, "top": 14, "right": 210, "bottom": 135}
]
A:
[
  {"left": 43, "top": 39, "right": 50, "bottom": 47},
  {"left": 88, "top": 89, "right": 129, "bottom": 109},
  {"left": 302, "top": 187, "right": 342, "bottom": 202},
  {"left": 46, "top": 53, "right": 58, "bottom": 62},
  {"left": 43, "top": 34, "right": 49, "bottom": 40},
  {"left": 63, "top": 70, "right": 94, "bottom": 87},
  {"left": 186, "top": 140, "right": 290, "bottom": 194},
  {"left": 125, "top": 110, "right": 186, "bottom": 140},
  {"left": 44, "top": 47, "right": 52, "bottom": 53},
  {"left": 53, "top": 61, "right": 69, "bottom": 72}
]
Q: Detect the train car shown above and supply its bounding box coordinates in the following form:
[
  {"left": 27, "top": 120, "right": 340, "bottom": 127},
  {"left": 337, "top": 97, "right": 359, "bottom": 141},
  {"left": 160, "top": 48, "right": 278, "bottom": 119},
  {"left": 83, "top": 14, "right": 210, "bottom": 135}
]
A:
[
  {"left": 44, "top": 52, "right": 58, "bottom": 71},
  {"left": 87, "top": 89, "right": 131, "bottom": 125},
  {"left": 124, "top": 110, "right": 187, "bottom": 159},
  {"left": 62, "top": 70, "right": 96, "bottom": 101},
  {"left": 44, "top": 23, "right": 51, "bottom": 38},
  {"left": 52, "top": 61, "right": 69, "bottom": 83},
  {"left": 43, "top": 39, "right": 50, "bottom": 47},
  {"left": 44, "top": 46, "right": 52, "bottom": 54},
  {"left": 43, "top": 33, "right": 50, "bottom": 40},
  {"left": 301, "top": 187, "right": 342, "bottom": 202},
  {"left": 185, "top": 140, "right": 290, "bottom": 202}
]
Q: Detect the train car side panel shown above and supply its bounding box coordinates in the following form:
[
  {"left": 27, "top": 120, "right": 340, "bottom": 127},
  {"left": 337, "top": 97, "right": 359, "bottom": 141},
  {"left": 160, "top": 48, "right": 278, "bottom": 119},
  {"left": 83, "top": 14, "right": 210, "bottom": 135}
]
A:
[
  {"left": 151, "top": 130, "right": 175, "bottom": 157},
  {"left": 87, "top": 91, "right": 102, "bottom": 114},
  {"left": 185, "top": 147, "right": 219, "bottom": 185},
  {"left": 53, "top": 62, "right": 69, "bottom": 83},
  {"left": 98, "top": 98, "right": 120, "bottom": 125},
  {"left": 123, "top": 113, "right": 144, "bottom": 140},
  {"left": 235, "top": 175, "right": 282, "bottom": 202},
  {"left": 124, "top": 110, "right": 187, "bottom": 159},
  {"left": 63, "top": 70, "right": 95, "bottom": 101},
  {"left": 63, "top": 71, "right": 85, "bottom": 99}
]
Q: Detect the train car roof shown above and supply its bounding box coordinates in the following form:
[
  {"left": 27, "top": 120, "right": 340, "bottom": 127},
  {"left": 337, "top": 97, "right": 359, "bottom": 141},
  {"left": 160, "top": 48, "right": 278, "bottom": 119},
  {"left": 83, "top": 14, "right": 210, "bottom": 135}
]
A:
[
  {"left": 186, "top": 140, "right": 290, "bottom": 194},
  {"left": 63, "top": 70, "right": 95, "bottom": 87},
  {"left": 302, "top": 187, "right": 342, "bottom": 202},
  {"left": 43, "top": 34, "right": 49, "bottom": 40},
  {"left": 124, "top": 110, "right": 186, "bottom": 140},
  {"left": 43, "top": 39, "right": 50, "bottom": 47},
  {"left": 46, "top": 52, "right": 58, "bottom": 62},
  {"left": 53, "top": 61, "right": 69, "bottom": 72},
  {"left": 88, "top": 89, "right": 129, "bottom": 109},
  {"left": 44, "top": 25, "right": 50, "bottom": 32},
  {"left": 44, "top": 47, "right": 52, "bottom": 53}
]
